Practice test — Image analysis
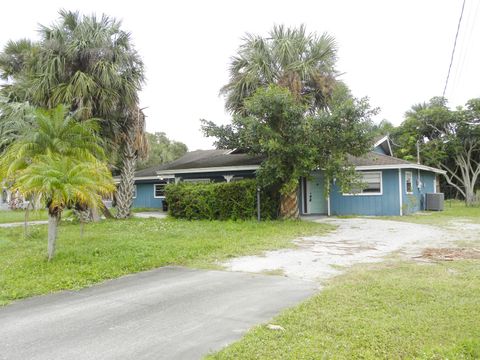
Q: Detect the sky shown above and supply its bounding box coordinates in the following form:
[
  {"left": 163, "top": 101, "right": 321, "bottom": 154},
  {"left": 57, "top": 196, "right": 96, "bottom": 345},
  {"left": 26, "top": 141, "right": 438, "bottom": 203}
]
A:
[{"left": 1, "top": 0, "right": 479, "bottom": 150}]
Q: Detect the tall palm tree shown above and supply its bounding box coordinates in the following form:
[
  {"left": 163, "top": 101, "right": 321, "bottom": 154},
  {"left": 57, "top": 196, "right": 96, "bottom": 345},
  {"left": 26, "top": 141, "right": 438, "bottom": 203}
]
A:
[
  {"left": 14, "top": 155, "right": 114, "bottom": 260},
  {"left": 221, "top": 24, "right": 338, "bottom": 115},
  {"left": 0, "top": 10, "right": 146, "bottom": 218},
  {"left": 221, "top": 25, "right": 338, "bottom": 218}
]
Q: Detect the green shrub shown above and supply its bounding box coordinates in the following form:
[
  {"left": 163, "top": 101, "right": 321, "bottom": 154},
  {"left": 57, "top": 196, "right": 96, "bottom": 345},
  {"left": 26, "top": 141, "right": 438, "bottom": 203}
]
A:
[{"left": 165, "top": 179, "right": 278, "bottom": 220}]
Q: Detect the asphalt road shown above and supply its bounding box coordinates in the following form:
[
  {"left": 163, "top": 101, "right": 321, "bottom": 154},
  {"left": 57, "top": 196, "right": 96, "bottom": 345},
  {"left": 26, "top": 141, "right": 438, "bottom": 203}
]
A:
[{"left": 0, "top": 267, "right": 316, "bottom": 360}]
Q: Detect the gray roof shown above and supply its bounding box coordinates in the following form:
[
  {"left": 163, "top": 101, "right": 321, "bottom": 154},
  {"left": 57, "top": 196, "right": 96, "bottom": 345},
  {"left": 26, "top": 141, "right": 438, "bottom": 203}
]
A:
[
  {"left": 348, "top": 152, "right": 413, "bottom": 167},
  {"left": 135, "top": 150, "right": 264, "bottom": 177},
  {"left": 134, "top": 148, "right": 434, "bottom": 179}
]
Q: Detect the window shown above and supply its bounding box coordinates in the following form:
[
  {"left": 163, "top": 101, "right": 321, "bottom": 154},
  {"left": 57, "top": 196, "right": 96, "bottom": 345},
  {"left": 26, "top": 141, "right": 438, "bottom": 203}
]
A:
[
  {"left": 154, "top": 179, "right": 174, "bottom": 198},
  {"left": 132, "top": 185, "right": 137, "bottom": 199},
  {"left": 344, "top": 171, "right": 382, "bottom": 195},
  {"left": 405, "top": 171, "right": 413, "bottom": 194}
]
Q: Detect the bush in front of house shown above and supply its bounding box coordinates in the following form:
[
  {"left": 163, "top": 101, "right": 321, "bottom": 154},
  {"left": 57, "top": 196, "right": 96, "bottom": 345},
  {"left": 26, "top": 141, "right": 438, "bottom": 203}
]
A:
[{"left": 165, "top": 179, "right": 278, "bottom": 220}]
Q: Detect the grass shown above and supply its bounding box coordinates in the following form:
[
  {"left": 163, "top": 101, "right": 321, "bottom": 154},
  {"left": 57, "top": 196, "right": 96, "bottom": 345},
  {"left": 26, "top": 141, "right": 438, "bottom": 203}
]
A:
[
  {"left": 207, "top": 260, "right": 480, "bottom": 360},
  {"left": 0, "top": 209, "right": 48, "bottom": 224},
  {"left": 380, "top": 200, "right": 480, "bottom": 226},
  {"left": 0, "top": 218, "right": 332, "bottom": 306}
]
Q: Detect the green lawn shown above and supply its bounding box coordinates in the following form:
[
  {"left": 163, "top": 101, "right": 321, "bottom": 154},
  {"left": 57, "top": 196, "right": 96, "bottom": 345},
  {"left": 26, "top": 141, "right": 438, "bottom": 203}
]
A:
[
  {"left": 208, "top": 260, "right": 480, "bottom": 360},
  {"left": 381, "top": 200, "right": 480, "bottom": 226},
  {"left": 0, "top": 218, "right": 332, "bottom": 306},
  {"left": 0, "top": 209, "right": 48, "bottom": 224}
]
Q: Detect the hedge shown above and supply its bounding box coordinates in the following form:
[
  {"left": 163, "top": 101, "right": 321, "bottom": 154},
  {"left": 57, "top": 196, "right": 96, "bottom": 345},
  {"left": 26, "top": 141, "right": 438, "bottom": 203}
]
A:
[{"left": 165, "top": 179, "right": 278, "bottom": 220}]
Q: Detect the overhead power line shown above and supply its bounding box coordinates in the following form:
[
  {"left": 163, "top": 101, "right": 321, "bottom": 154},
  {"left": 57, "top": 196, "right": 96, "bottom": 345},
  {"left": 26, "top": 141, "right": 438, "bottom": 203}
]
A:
[{"left": 442, "top": 0, "right": 467, "bottom": 98}]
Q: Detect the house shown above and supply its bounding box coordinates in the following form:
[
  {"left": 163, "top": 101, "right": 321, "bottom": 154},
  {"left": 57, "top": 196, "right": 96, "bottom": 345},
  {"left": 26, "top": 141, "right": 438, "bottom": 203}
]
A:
[{"left": 128, "top": 136, "right": 445, "bottom": 216}]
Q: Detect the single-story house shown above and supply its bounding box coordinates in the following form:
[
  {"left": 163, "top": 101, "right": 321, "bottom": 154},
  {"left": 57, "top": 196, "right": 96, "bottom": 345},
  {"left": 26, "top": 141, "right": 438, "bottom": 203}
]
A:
[{"left": 127, "top": 136, "right": 445, "bottom": 216}]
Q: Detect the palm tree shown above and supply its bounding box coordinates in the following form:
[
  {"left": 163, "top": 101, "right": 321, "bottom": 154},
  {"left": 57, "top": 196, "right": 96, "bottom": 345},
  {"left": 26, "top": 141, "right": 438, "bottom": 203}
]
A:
[
  {"left": 221, "top": 24, "right": 338, "bottom": 115},
  {"left": 0, "top": 105, "right": 105, "bottom": 177},
  {"left": 0, "top": 10, "right": 146, "bottom": 218},
  {"left": 0, "top": 104, "right": 107, "bottom": 230},
  {"left": 221, "top": 25, "right": 338, "bottom": 218},
  {"left": 14, "top": 155, "right": 114, "bottom": 260}
]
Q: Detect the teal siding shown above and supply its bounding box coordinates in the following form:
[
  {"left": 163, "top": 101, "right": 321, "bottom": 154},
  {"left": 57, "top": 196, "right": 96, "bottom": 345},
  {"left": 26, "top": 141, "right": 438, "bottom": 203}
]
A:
[
  {"left": 133, "top": 183, "right": 163, "bottom": 208},
  {"left": 401, "top": 169, "right": 436, "bottom": 214},
  {"left": 330, "top": 169, "right": 400, "bottom": 216}
]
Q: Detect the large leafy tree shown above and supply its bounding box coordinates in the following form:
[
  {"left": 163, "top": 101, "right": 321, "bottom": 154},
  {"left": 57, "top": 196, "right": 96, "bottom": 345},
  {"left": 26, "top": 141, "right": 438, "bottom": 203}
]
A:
[
  {"left": 203, "top": 26, "right": 374, "bottom": 218},
  {"left": 392, "top": 97, "right": 480, "bottom": 205},
  {"left": 137, "top": 132, "right": 188, "bottom": 170},
  {"left": 207, "top": 85, "right": 375, "bottom": 218},
  {"left": 0, "top": 10, "right": 146, "bottom": 218}
]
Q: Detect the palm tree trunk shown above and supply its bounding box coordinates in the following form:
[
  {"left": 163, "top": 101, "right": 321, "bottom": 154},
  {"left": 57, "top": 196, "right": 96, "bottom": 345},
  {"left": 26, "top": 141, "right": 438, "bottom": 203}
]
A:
[
  {"left": 279, "top": 186, "right": 299, "bottom": 219},
  {"left": 116, "top": 136, "right": 137, "bottom": 219},
  {"left": 100, "top": 203, "right": 114, "bottom": 219},
  {"left": 47, "top": 212, "right": 60, "bottom": 261},
  {"left": 24, "top": 202, "right": 30, "bottom": 237}
]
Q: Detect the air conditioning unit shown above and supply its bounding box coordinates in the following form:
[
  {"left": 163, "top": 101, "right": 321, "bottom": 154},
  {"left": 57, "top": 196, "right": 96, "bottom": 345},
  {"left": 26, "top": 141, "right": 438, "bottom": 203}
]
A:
[{"left": 425, "top": 193, "right": 444, "bottom": 211}]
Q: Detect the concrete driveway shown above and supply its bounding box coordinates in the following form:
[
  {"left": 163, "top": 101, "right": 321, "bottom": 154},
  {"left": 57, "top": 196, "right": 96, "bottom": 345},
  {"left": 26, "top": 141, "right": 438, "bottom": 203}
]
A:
[{"left": 0, "top": 267, "right": 315, "bottom": 360}]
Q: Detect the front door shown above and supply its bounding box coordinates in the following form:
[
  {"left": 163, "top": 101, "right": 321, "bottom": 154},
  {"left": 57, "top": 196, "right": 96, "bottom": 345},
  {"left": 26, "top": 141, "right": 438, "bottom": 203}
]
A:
[{"left": 305, "top": 175, "right": 327, "bottom": 214}]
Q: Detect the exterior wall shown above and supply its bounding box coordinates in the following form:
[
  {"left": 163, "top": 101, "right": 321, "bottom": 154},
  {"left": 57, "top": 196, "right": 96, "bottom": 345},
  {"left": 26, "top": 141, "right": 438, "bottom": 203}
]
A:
[
  {"left": 401, "top": 169, "right": 436, "bottom": 214},
  {"left": 330, "top": 169, "right": 401, "bottom": 216},
  {"left": 133, "top": 183, "right": 164, "bottom": 209}
]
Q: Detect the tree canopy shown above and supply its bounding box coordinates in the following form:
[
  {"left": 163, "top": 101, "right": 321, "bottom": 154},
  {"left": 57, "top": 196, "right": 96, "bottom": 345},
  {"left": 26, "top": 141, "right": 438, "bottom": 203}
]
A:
[
  {"left": 136, "top": 132, "right": 188, "bottom": 170},
  {"left": 204, "top": 25, "right": 375, "bottom": 218},
  {"left": 204, "top": 85, "right": 375, "bottom": 218},
  {"left": 391, "top": 97, "right": 480, "bottom": 205},
  {"left": 221, "top": 24, "right": 338, "bottom": 115},
  {"left": 0, "top": 10, "right": 146, "bottom": 218}
]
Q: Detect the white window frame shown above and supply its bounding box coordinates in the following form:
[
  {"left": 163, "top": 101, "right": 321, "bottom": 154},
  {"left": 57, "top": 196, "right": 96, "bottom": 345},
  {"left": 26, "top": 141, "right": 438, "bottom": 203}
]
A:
[
  {"left": 405, "top": 171, "right": 413, "bottom": 194},
  {"left": 343, "top": 171, "right": 383, "bottom": 196},
  {"left": 132, "top": 185, "right": 137, "bottom": 199},
  {"left": 154, "top": 183, "right": 167, "bottom": 198}
]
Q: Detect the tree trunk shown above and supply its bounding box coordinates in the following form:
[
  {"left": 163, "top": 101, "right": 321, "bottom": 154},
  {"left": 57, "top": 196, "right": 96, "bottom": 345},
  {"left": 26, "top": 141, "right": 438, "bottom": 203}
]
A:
[
  {"left": 24, "top": 202, "right": 30, "bottom": 237},
  {"left": 279, "top": 187, "right": 299, "bottom": 219},
  {"left": 100, "top": 203, "right": 114, "bottom": 219},
  {"left": 47, "top": 213, "right": 60, "bottom": 261},
  {"left": 90, "top": 207, "right": 100, "bottom": 222},
  {"left": 116, "top": 136, "right": 137, "bottom": 219},
  {"left": 465, "top": 188, "right": 477, "bottom": 207}
]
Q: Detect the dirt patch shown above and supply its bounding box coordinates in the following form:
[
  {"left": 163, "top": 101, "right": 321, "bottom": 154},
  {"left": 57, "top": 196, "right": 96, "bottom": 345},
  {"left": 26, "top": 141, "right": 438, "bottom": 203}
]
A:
[{"left": 421, "top": 247, "right": 480, "bottom": 261}]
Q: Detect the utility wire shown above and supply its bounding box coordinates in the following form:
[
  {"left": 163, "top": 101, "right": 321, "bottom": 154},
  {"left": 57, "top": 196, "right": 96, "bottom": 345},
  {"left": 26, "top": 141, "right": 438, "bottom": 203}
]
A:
[{"left": 442, "top": 0, "right": 467, "bottom": 98}]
